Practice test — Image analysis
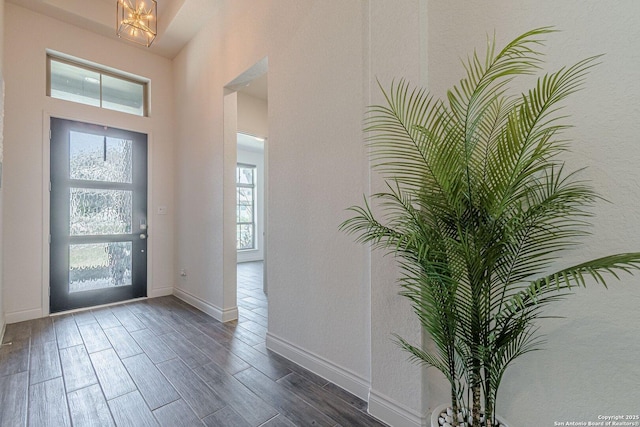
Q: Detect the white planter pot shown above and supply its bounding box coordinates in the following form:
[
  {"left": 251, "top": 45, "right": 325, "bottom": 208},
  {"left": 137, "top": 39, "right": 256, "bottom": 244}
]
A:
[{"left": 430, "top": 403, "right": 511, "bottom": 427}]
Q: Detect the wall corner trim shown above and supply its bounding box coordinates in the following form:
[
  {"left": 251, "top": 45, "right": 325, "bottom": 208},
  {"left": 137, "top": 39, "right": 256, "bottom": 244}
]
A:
[
  {"left": 173, "top": 287, "right": 238, "bottom": 322},
  {"left": 266, "top": 332, "right": 371, "bottom": 401},
  {"left": 368, "top": 388, "right": 428, "bottom": 427}
]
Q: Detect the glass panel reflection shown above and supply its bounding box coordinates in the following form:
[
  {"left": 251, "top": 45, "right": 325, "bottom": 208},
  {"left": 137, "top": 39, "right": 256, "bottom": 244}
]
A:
[
  {"left": 69, "top": 242, "right": 132, "bottom": 293},
  {"left": 70, "top": 188, "right": 132, "bottom": 235},
  {"left": 50, "top": 60, "right": 101, "bottom": 108},
  {"left": 102, "top": 75, "right": 144, "bottom": 116},
  {"left": 70, "top": 131, "right": 133, "bottom": 183}
]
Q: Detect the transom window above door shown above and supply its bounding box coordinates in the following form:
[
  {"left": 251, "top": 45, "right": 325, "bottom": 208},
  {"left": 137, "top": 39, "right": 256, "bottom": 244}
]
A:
[{"left": 47, "top": 53, "right": 149, "bottom": 117}]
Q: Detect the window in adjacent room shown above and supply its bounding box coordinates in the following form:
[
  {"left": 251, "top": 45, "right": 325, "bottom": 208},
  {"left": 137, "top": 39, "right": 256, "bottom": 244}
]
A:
[
  {"left": 47, "top": 54, "right": 148, "bottom": 117},
  {"left": 236, "top": 164, "right": 257, "bottom": 250}
]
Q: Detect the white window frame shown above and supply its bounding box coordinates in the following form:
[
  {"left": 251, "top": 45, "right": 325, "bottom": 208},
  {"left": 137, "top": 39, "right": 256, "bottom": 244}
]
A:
[{"left": 236, "top": 163, "right": 257, "bottom": 251}]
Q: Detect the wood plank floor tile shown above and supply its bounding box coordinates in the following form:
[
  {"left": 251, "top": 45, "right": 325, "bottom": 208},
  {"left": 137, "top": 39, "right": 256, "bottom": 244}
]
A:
[
  {"left": 241, "top": 296, "right": 267, "bottom": 306},
  {"left": 219, "top": 320, "right": 264, "bottom": 346},
  {"left": 187, "top": 333, "right": 250, "bottom": 375},
  {"left": 277, "top": 372, "right": 386, "bottom": 427},
  {"left": 73, "top": 310, "right": 97, "bottom": 326},
  {"left": 92, "top": 308, "right": 122, "bottom": 329},
  {"left": 237, "top": 320, "right": 267, "bottom": 337},
  {"left": 54, "top": 316, "right": 84, "bottom": 349},
  {"left": 158, "top": 298, "right": 207, "bottom": 323},
  {"left": 130, "top": 328, "right": 178, "bottom": 364},
  {"left": 195, "top": 322, "right": 234, "bottom": 347},
  {"left": 0, "top": 371, "right": 28, "bottom": 427},
  {"left": 251, "top": 307, "right": 268, "bottom": 318},
  {"left": 160, "top": 332, "right": 211, "bottom": 368},
  {"left": 170, "top": 300, "right": 212, "bottom": 324},
  {"left": 194, "top": 363, "right": 278, "bottom": 426},
  {"left": 160, "top": 313, "right": 202, "bottom": 339},
  {"left": 157, "top": 359, "right": 225, "bottom": 419},
  {"left": 252, "top": 341, "right": 269, "bottom": 356},
  {"left": 59, "top": 344, "right": 97, "bottom": 392},
  {"left": 270, "top": 353, "right": 329, "bottom": 388},
  {"left": 90, "top": 348, "right": 137, "bottom": 400},
  {"left": 2, "top": 321, "right": 31, "bottom": 344},
  {"left": 104, "top": 326, "right": 143, "bottom": 359},
  {"left": 234, "top": 367, "right": 335, "bottom": 427},
  {"left": 29, "top": 341, "right": 62, "bottom": 385},
  {"left": 323, "top": 382, "right": 369, "bottom": 412},
  {"left": 108, "top": 390, "right": 159, "bottom": 427},
  {"left": 236, "top": 299, "right": 261, "bottom": 310},
  {"left": 226, "top": 339, "right": 291, "bottom": 381},
  {"left": 236, "top": 290, "right": 254, "bottom": 299},
  {"left": 78, "top": 322, "right": 112, "bottom": 354},
  {"left": 201, "top": 406, "right": 251, "bottom": 427},
  {"left": 258, "top": 415, "right": 298, "bottom": 427},
  {"left": 110, "top": 305, "right": 146, "bottom": 333},
  {"left": 125, "top": 301, "right": 153, "bottom": 315},
  {"left": 153, "top": 399, "right": 204, "bottom": 427},
  {"left": 136, "top": 312, "right": 176, "bottom": 335},
  {"left": 0, "top": 336, "right": 30, "bottom": 377},
  {"left": 30, "top": 318, "right": 56, "bottom": 346},
  {"left": 237, "top": 308, "right": 267, "bottom": 327},
  {"left": 67, "top": 383, "right": 115, "bottom": 427},
  {"left": 28, "top": 377, "right": 71, "bottom": 427},
  {"left": 2, "top": 267, "right": 390, "bottom": 427},
  {"left": 122, "top": 353, "right": 180, "bottom": 410}
]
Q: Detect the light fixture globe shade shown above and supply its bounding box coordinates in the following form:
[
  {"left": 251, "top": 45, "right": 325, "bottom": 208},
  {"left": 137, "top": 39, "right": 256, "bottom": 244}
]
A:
[{"left": 116, "top": 0, "right": 157, "bottom": 47}]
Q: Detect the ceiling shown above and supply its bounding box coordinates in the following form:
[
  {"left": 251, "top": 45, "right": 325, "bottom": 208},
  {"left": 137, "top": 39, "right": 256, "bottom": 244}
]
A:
[{"left": 7, "top": 0, "right": 220, "bottom": 58}]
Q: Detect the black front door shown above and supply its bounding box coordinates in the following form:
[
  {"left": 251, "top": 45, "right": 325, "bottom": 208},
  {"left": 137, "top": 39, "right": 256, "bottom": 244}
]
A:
[{"left": 50, "top": 118, "right": 148, "bottom": 313}]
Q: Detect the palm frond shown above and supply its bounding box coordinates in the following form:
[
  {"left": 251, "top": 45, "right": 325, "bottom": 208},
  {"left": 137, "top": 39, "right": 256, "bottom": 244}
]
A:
[{"left": 504, "top": 253, "right": 640, "bottom": 315}]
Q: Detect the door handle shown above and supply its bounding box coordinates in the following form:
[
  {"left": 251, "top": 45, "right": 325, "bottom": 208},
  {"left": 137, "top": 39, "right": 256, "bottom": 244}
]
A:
[{"left": 140, "top": 234, "right": 147, "bottom": 240}]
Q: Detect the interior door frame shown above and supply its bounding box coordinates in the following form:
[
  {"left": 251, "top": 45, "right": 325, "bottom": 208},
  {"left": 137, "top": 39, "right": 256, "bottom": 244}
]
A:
[
  {"left": 41, "top": 111, "right": 154, "bottom": 316},
  {"left": 222, "top": 58, "right": 269, "bottom": 323}
]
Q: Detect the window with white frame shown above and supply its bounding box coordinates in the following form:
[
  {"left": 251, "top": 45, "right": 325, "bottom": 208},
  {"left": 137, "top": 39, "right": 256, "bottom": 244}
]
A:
[
  {"left": 236, "top": 164, "right": 257, "bottom": 250},
  {"left": 47, "top": 55, "right": 148, "bottom": 117}
]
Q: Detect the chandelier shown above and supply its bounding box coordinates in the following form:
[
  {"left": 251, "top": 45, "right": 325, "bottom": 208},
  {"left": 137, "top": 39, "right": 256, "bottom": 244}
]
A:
[{"left": 116, "top": 0, "right": 157, "bottom": 47}]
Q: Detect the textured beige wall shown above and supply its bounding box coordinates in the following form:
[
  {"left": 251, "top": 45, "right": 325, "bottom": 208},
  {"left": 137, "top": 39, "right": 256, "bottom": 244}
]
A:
[
  {"left": 172, "top": 2, "right": 433, "bottom": 425},
  {"left": 172, "top": 0, "right": 376, "bottom": 408}
]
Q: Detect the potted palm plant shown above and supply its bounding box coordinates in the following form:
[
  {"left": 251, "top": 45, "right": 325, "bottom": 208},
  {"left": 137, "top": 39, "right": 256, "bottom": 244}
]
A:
[{"left": 340, "top": 27, "right": 640, "bottom": 427}]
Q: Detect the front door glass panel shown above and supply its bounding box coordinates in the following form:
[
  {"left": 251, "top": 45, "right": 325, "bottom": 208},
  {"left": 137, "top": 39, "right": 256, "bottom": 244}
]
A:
[
  {"left": 69, "top": 188, "right": 133, "bottom": 235},
  {"left": 69, "top": 132, "right": 133, "bottom": 183},
  {"left": 69, "top": 242, "right": 133, "bottom": 293}
]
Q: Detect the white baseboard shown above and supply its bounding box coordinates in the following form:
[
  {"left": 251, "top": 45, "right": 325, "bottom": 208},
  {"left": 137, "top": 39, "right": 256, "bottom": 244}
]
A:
[
  {"left": 0, "top": 320, "right": 5, "bottom": 344},
  {"left": 173, "top": 287, "right": 238, "bottom": 322},
  {"left": 266, "top": 332, "right": 371, "bottom": 401},
  {"left": 5, "top": 307, "right": 43, "bottom": 324},
  {"left": 148, "top": 287, "right": 173, "bottom": 298},
  {"left": 368, "top": 389, "right": 427, "bottom": 427}
]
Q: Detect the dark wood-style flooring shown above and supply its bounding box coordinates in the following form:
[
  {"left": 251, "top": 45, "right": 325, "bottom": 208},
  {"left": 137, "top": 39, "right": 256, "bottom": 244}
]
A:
[{"left": 0, "top": 261, "right": 386, "bottom": 426}]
